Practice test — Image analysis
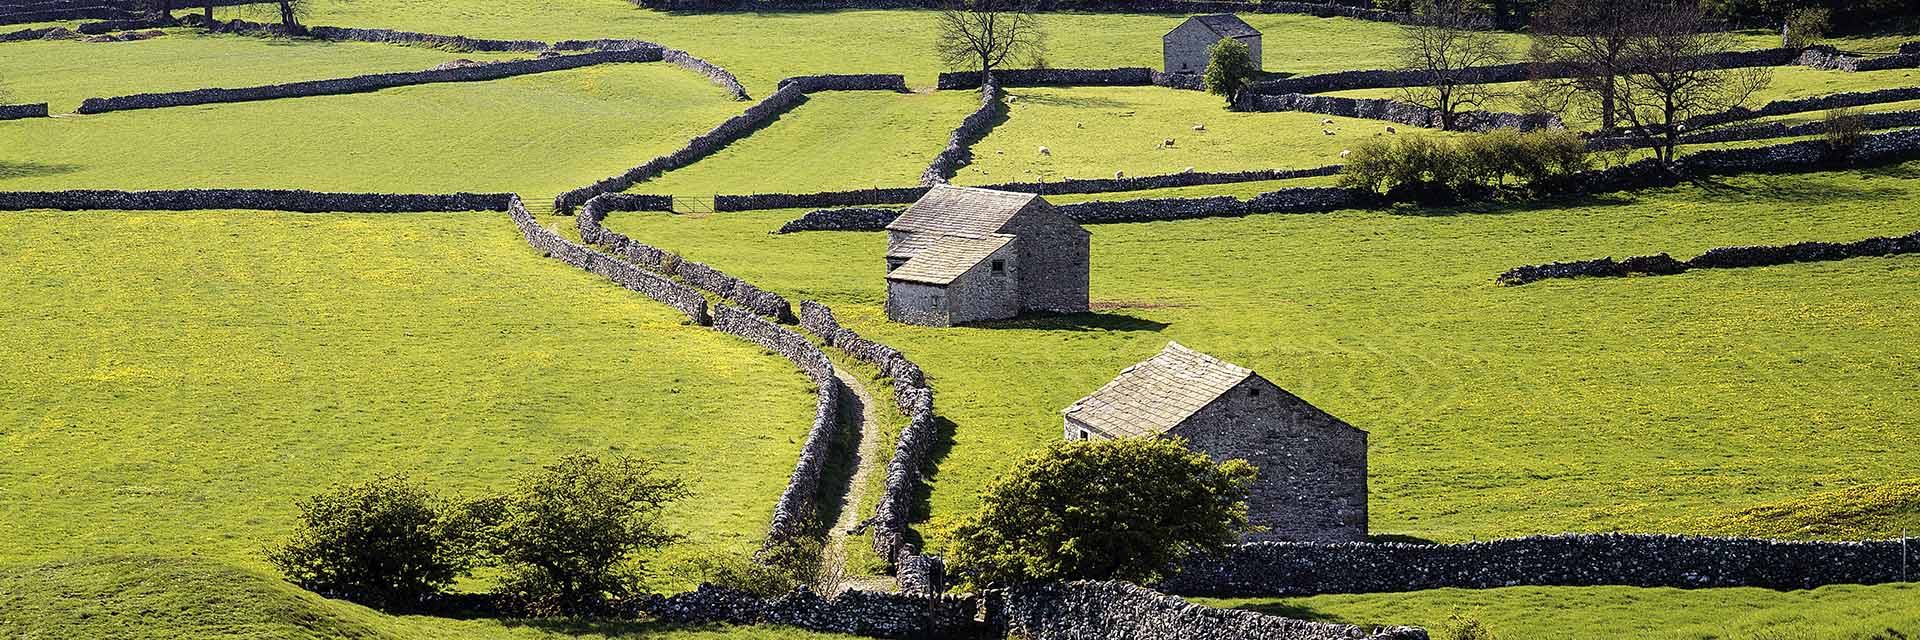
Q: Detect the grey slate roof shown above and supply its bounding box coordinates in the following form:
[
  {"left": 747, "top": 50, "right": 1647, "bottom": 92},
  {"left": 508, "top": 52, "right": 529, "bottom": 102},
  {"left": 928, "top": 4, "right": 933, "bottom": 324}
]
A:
[
  {"left": 1063, "top": 341, "right": 1254, "bottom": 438},
  {"left": 886, "top": 184, "right": 1039, "bottom": 239},
  {"left": 1192, "top": 14, "right": 1261, "bottom": 39},
  {"left": 886, "top": 234, "right": 1013, "bottom": 285}
]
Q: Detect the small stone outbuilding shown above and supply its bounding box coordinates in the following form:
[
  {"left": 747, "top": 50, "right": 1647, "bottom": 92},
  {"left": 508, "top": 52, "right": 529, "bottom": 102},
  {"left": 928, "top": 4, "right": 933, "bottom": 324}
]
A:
[
  {"left": 885, "top": 185, "right": 1090, "bottom": 327},
  {"left": 1062, "top": 342, "right": 1366, "bottom": 543},
  {"left": 1163, "top": 14, "right": 1263, "bottom": 75}
]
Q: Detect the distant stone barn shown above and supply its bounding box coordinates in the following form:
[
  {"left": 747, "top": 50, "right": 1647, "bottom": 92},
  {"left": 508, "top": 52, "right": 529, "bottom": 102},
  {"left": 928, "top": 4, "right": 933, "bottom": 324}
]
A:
[
  {"left": 1063, "top": 342, "right": 1367, "bottom": 543},
  {"left": 884, "top": 185, "right": 1091, "bottom": 327},
  {"left": 1163, "top": 14, "right": 1263, "bottom": 75}
]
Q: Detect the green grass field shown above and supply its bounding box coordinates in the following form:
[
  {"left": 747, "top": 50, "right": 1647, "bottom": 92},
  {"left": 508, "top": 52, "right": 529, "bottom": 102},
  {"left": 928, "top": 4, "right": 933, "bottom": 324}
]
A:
[
  {"left": 0, "top": 210, "right": 816, "bottom": 568},
  {"left": 604, "top": 164, "right": 1920, "bottom": 544},
  {"left": 0, "top": 31, "right": 518, "bottom": 112},
  {"left": 0, "top": 64, "right": 743, "bottom": 198},
  {"left": 640, "top": 90, "right": 979, "bottom": 198},
  {"left": 1204, "top": 582, "right": 1920, "bottom": 640}
]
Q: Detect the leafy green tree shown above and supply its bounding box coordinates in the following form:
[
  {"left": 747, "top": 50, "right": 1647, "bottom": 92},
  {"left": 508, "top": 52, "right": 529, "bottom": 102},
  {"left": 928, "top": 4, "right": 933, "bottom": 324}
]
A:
[
  {"left": 268, "top": 475, "right": 471, "bottom": 608},
  {"left": 943, "top": 438, "right": 1256, "bottom": 590},
  {"left": 477, "top": 453, "right": 689, "bottom": 615},
  {"left": 1203, "top": 38, "right": 1258, "bottom": 104}
]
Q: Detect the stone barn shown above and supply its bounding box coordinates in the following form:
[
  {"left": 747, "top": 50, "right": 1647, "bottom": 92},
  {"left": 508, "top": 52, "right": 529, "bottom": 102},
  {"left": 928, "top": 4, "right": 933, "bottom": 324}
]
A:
[
  {"left": 884, "top": 185, "right": 1090, "bottom": 327},
  {"left": 1062, "top": 342, "right": 1367, "bottom": 543},
  {"left": 1163, "top": 14, "right": 1263, "bottom": 75}
]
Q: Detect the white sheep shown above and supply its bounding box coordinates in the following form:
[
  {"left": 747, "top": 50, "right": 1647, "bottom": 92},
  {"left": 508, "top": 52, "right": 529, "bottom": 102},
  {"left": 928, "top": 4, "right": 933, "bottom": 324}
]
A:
[
  {"left": 1183, "top": 166, "right": 1196, "bottom": 173},
  {"left": 1192, "top": 123, "right": 1206, "bottom": 131},
  {"left": 1076, "top": 121, "right": 1085, "bottom": 128},
  {"left": 1038, "top": 146, "right": 1050, "bottom": 156},
  {"left": 1339, "top": 149, "right": 1351, "bottom": 158},
  {"left": 1115, "top": 170, "right": 1125, "bottom": 179},
  {"left": 1323, "top": 129, "right": 1336, "bottom": 136},
  {"left": 1322, "top": 118, "right": 1335, "bottom": 125}
]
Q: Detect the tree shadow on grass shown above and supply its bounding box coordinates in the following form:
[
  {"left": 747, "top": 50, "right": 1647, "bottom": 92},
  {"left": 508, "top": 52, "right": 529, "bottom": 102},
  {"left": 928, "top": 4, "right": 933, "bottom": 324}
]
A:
[
  {"left": 1225, "top": 600, "right": 1351, "bottom": 624},
  {"left": 0, "top": 161, "right": 83, "bottom": 180},
  {"left": 1383, "top": 192, "right": 1642, "bottom": 218},
  {"left": 966, "top": 311, "right": 1169, "bottom": 332},
  {"left": 1368, "top": 533, "right": 1438, "bottom": 545},
  {"left": 1011, "top": 91, "right": 1133, "bottom": 110},
  {"left": 1691, "top": 172, "right": 1910, "bottom": 204}
]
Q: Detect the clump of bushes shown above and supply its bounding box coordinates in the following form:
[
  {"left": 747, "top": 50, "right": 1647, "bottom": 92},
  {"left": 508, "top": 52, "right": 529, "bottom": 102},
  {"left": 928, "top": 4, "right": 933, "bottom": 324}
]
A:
[
  {"left": 666, "top": 535, "right": 825, "bottom": 598},
  {"left": 1825, "top": 106, "right": 1867, "bottom": 152},
  {"left": 270, "top": 453, "right": 688, "bottom": 616},
  {"left": 1339, "top": 128, "right": 1590, "bottom": 202}
]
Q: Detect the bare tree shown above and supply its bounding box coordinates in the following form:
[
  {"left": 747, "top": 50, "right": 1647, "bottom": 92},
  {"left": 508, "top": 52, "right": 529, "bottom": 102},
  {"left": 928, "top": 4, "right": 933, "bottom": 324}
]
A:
[
  {"left": 1526, "top": 0, "right": 1653, "bottom": 132},
  {"left": 1395, "top": 0, "right": 1512, "bottom": 131},
  {"left": 934, "top": 0, "right": 1046, "bottom": 88},
  {"left": 1614, "top": 2, "right": 1772, "bottom": 165}
]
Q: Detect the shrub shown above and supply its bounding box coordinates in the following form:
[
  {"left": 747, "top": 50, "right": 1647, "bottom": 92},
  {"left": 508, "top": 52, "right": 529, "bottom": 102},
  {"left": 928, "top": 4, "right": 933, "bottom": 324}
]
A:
[
  {"left": 477, "top": 453, "right": 690, "bottom": 615},
  {"left": 1783, "top": 7, "right": 1830, "bottom": 48},
  {"left": 267, "top": 475, "right": 471, "bottom": 608},
  {"left": 1338, "top": 129, "right": 1589, "bottom": 201},
  {"left": 1441, "top": 613, "right": 1499, "bottom": 640},
  {"left": 943, "top": 437, "right": 1256, "bottom": 590},
  {"left": 666, "top": 537, "right": 824, "bottom": 598},
  {"left": 1825, "top": 107, "right": 1868, "bottom": 152},
  {"left": 1203, "top": 38, "right": 1258, "bottom": 103}
]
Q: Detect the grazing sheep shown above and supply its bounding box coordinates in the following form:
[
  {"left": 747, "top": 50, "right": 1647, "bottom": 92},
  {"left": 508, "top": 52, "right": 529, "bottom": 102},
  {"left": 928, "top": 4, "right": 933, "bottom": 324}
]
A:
[
  {"left": 1385, "top": 126, "right": 1398, "bottom": 134},
  {"left": 1183, "top": 166, "right": 1196, "bottom": 173},
  {"left": 1322, "top": 118, "right": 1335, "bottom": 125},
  {"left": 1038, "top": 146, "right": 1050, "bottom": 155},
  {"left": 1076, "top": 121, "right": 1084, "bottom": 128},
  {"left": 1163, "top": 138, "right": 1176, "bottom": 147},
  {"left": 1192, "top": 123, "right": 1206, "bottom": 131},
  {"left": 995, "top": 149, "right": 1004, "bottom": 154},
  {"left": 1115, "top": 170, "right": 1125, "bottom": 179},
  {"left": 1323, "top": 129, "right": 1336, "bottom": 136},
  {"left": 1340, "top": 149, "right": 1351, "bottom": 158}
]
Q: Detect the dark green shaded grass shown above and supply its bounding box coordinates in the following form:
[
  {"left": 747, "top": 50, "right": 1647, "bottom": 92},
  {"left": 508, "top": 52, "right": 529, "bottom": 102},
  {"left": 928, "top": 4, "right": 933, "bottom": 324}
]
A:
[
  {"left": 0, "top": 210, "right": 815, "bottom": 567},
  {"left": 1203, "top": 583, "right": 1920, "bottom": 640},
  {"left": 604, "top": 164, "right": 1920, "bottom": 545}
]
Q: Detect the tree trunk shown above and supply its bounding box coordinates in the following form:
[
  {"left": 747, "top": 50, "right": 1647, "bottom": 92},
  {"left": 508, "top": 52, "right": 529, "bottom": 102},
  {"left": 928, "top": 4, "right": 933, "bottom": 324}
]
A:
[
  {"left": 277, "top": 0, "right": 300, "bottom": 34},
  {"left": 1600, "top": 76, "right": 1616, "bottom": 132}
]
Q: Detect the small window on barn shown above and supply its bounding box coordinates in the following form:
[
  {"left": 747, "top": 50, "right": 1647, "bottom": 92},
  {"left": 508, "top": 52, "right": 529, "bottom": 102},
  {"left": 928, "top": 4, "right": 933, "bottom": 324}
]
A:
[
  {"left": 1248, "top": 388, "right": 1261, "bottom": 397},
  {"left": 991, "top": 259, "right": 1005, "bottom": 273},
  {"left": 1079, "top": 430, "right": 1091, "bottom": 440}
]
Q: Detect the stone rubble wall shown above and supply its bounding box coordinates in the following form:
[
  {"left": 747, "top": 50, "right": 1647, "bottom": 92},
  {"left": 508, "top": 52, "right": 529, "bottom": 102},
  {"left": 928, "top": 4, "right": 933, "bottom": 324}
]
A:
[
  {"left": 1574, "top": 127, "right": 1920, "bottom": 194},
  {"left": 1005, "top": 580, "right": 1427, "bottom": 640},
  {"left": 922, "top": 83, "right": 1005, "bottom": 185},
  {"left": 1680, "top": 85, "right": 1920, "bottom": 131},
  {"left": 507, "top": 195, "right": 712, "bottom": 325},
  {"left": 1249, "top": 47, "right": 1800, "bottom": 96},
  {"left": 0, "top": 102, "right": 49, "bottom": 120},
  {"left": 778, "top": 74, "right": 910, "bottom": 93},
  {"left": 936, "top": 68, "right": 1151, "bottom": 91},
  {"left": 1590, "top": 108, "right": 1920, "bottom": 150},
  {"left": 631, "top": 0, "right": 1401, "bottom": 21},
  {"left": 729, "top": 165, "right": 1342, "bottom": 215},
  {"left": 76, "top": 47, "right": 663, "bottom": 114},
  {"left": 663, "top": 48, "right": 751, "bottom": 100},
  {"left": 1235, "top": 92, "right": 1564, "bottom": 132},
  {"left": 636, "top": 584, "right": 990, "bottom": 639},
  {"left": 711, "top": 304, "right": 845, "bottom": 552},
  {"left": 0, "top": 25, "right": 76, "bottom": 41},
  {"left": 1795, "top": 44, "right": 1920, "bottom": 72},
  {"left": 775, "top": 207, "right": 904, "bottom": 233},
  {"left": 0, "top": 188, "right": 510, "bottom": 212},
  {"left": 1496, "top": 230, "right": 1920, "bottom": 286},
  {"left": 579, "top": 194, "right": 796, "bottom": 321},
  {"left": 1159, "top": 533, "right": 1920, "bottom": 598}
]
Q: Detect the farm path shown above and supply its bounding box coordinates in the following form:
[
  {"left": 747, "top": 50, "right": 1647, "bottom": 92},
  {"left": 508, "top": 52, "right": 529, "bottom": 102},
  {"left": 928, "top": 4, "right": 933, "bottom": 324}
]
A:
[{"left": 820, "top": 364, "right": 894, "bottom": 593}]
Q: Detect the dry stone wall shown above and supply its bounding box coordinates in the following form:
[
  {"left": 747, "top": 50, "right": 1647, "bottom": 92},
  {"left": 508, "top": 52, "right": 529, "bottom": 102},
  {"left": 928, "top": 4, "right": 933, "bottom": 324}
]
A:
[
  {"left": 1250, "top": 48, "right": 1799, "bottom": 96},
  {"left": 718, "top": 186, "right": 931, "bottom": 212},
  {"left": 1591, "top": 109, "right": 1920, "bottom": 150},
  {"left": 633, "top": 0, "right": 1400, "bottom": 20},
  {"left": 922, "top": 83, "right": 1005, "bottom": 185},
  {"left": 0, "top": 0, "right": 135, "bottom": 25},
  {"left": 1681, "top": 85, "right": 1920, "bottom": 130},
  {"left": 773, "top": 186, "right": 1363, "bottom": 232},
  {"left": 557, "top": 82, "right": 812, "bottom": 211},
  {"left": 0, "top": 102, "right": 48, "bottom": 120},
  {"left": 936, "top": 68, "right": 1151, "bottom": 91},
  {"left": 579, "top": 194, "right": 796, "bottom": 321},
  {"left": 637, "top": 585, "right": 989, "bottom": 639},
  {"left": 1796, "top": 44, "right": 1920, "bottom": 72},
  {"left": 1160, "top": 533, "right": 1920, "bottom": 598},
  {"left": 731, "top": 166, "right": 1342, "bottom": 215},
  {"left": 1235, "top": 92, "right": 1564, "bottom": 132},
  {"left": 779, "top": 74, "right": 909, "bottom": 93},
  {"left": 1004, "top": 581, "right": 1427, "bottom": 640},
  {"left": 0, "top": 188, "right": 509, "bottom": 212},
  {"left": 1497, "top": 230, "right": 1920, "bottom": 286},
  {"left": 507, "top": 196, "right": 712, "bottom": 325},
  {"left": 77, "top": 48, "right": 662, "bottom": 114}
]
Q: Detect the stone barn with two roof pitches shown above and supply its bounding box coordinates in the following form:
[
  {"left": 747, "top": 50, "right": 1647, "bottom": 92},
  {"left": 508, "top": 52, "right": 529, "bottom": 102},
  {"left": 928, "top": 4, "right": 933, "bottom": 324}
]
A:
[
  {"left": 1062, "top": 341, "right": 1367, "bottom": 543},
  {"left": 884, "top": 185, "right": 1091, "bottom": 327},
  {"left": 1163, "top": 14, "right": 1263, "bottom": 75}
]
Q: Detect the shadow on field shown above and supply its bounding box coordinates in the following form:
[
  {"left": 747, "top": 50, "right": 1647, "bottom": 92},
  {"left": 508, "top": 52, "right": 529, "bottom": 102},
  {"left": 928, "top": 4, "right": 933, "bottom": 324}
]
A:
[
  {"left": 967, "top": 312, "right": 1169, "bottom": 332},
  {"left": 0, "top": 161, "right": 82, "bottom": 180},
  {"left": 1368, "top": 533, "right": 1439, "bottom": 545},
  {"left": 1388, "top": 192, "right": 1640, "bottom": 217},
  {"left": 504, "top": 619, "right": 748, "bottom": 637},
  {"left": 1012, "top": 91, "right": 1132, "bottom": 110},
  {"left": 1225, "top": 601, "right": 1348, "bottom": 624},
  {"left": 903, "top": 416, "right": 960, "bottom": 553},
  {"left": 1696, "top": 173, "right": 1909, "bottom": 204}
]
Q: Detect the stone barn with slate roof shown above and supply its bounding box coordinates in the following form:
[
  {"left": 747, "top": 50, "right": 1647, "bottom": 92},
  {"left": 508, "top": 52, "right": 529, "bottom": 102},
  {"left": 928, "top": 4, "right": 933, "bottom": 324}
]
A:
[
  {"left": 1063, "top": 342, "right": 1367, "bottom": 543},
  {"left": 1164, "top": 14, "right": 1263, "bottom": 75},
  {"left": 885, "top": 185, "right": 1090, "bottom": 327}
]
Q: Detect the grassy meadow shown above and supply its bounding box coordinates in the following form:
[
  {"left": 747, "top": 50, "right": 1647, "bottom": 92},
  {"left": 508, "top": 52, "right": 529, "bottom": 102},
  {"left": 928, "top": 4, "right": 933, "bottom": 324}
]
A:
[
  {"left": 604, "top": 164, "right": 1920, "bottom": 544},
  {"left": 0, "top": 30, "right": 519, "bottom": 112},
  {"left": 0, "top": 210, "right": 817, "bottom": 568}
]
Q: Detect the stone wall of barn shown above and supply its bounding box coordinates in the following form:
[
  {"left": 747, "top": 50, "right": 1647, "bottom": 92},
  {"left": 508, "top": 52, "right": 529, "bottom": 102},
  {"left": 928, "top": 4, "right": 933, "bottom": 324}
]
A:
[
  {"left": 941, "top": 243, "right": 1022, "bottom": 325},
  {"left": 1163, "top": 21, "right": 1217, "bottom": 75},
  {"left": 885, "top": 279, "right": 954, "bottom": 327},
  {"left": 1004, "top": 205, "right": 1091, "bottom": 314},
  {"left": 1168, "top": 376, "right": 1368, "bottom": 543}
]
